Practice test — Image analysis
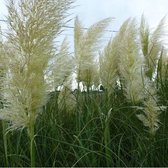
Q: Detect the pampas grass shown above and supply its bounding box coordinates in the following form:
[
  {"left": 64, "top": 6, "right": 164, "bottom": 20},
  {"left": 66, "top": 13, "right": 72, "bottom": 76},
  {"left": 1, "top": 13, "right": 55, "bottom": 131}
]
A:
[
  {"left": 117, "top": 19, "right": 142, "bottom": 103},
  {"left": 52, "top": 38, "right": 74, "bottom": 90},
  {"left": 0, "top": 0, "right": 73, "bottom": 166},
  {"left": 136, "top": 95, "right": 160, "bottom": 135},
  {"left": 0, "top": 2, "right": 168, "bottom": 166},
  {"left": 140, "top": 15, "right": 166, "bottom": 80},
  {"left": 99, "top": 39, "right": 119, "bottom": 95},
  {"left": 74, "top": 17, "right": 111, "bottom": 90}
]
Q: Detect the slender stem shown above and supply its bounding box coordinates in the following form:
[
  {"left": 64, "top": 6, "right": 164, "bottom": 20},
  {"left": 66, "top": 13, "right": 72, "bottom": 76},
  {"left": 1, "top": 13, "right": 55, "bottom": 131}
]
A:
[
  {"left": 77, "top": 81, "right": 81, "bottom": 131},
  {"left": 104, "top": 120, "right": 113, "bottom": 167},
  {"left": 28, "top": 117, "right": 35, "bottom": 167},
  {"left": 2, "top": 121, "right": 8, "bottom": 167},
  {"left": 30, "top": 124, "right": 35, "bottom": 167}
]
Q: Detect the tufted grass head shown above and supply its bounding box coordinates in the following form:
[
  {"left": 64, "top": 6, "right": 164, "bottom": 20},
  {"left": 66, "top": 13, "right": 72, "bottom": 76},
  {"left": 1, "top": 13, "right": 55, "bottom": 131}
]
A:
[
  {"left": 0, "top": 0, "right": 74, "bottom": 131},
  {"left": 140, "top": 15, "right": 166, "bottom": 80},
  {"left": 74, "top": 17, "right": 111, "bottom": 89}
]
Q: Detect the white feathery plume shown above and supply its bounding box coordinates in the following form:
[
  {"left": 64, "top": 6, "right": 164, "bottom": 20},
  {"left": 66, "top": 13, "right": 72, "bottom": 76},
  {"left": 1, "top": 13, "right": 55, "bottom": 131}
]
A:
[
  {"left": 51, "top": 38, "right": 74, "bottom": 90},
  {"left": 136, "top": 94, "right": 161, "bottom": 135},
  {"left": 99, "top": 39, "right": 119, "bottom": 93},
  {"left": 140, "top": 15, "right": 166, "bottom": 79},
  {"left": 0, "top": 0, "right": 73, "bottom": 131},
  {"left": 118, "top": 18, "right": 145, "bottom": 103},
  {"left": 74, "top": 16, "right": 111, "bottom": 88}
]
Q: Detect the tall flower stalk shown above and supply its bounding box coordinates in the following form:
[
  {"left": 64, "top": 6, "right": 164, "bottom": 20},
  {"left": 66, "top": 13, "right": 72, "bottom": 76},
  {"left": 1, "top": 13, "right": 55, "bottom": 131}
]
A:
[
  {"left": 117, "top": 19, "right": 145, "bottom": 103},
  {"left": 52, "top": 38, "right": 74, "bottom": 90},
  {"left": 140, "top": 15, "right": 165, "bottom": 80},
  {"left": 74, "top": 17, "right": 111, "bottom": 91},
  {"left": 99, "top": 39, "right": 119, "bottom": 95},
  {"left": 0, "top": 27, "right": 9, "bottom": 167},
  {"left": 136, "top": 89, "right": 161, "bottom": 135},
  {"left": 0, "top": 0, "right": 73, "bottom": 166}
]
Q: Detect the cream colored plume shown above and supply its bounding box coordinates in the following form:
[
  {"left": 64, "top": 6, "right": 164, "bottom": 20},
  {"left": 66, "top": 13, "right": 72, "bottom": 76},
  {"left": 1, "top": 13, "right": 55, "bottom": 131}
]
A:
[
  {"left": 74, "top": 16, "right": 111, "bottom": 88},
  {"left": 140, "top": 15, "right": 166, "bottom": 79},
  {"left": 0, "top": 0, "right": 73, "bottom": 130},
  {"left": 136, "top": 95, "right": 161, "bottom": 135},
  {"left": 99, "top": 38, "right": 119, "bottom": 94},
  {"left": 117, "top": 18, "right": 145, "bottom": 103},
  {"left": 51, "top": 38, "right": 74, "bottom": 89}
]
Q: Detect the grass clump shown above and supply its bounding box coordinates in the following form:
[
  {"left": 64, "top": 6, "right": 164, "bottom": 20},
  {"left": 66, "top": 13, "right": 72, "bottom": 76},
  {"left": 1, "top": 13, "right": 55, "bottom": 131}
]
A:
[{"left": 0, "top": 1, "right": 168, "bottom": 167}]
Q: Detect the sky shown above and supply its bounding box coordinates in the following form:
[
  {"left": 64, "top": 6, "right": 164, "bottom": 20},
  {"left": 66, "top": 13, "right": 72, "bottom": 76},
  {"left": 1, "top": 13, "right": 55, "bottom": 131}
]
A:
[
  {"left": 0, "top": 0, "right": 168, "bottom": 45},
  {"left": 74, "top": 0, "right": 168, "bottom": 27}
]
